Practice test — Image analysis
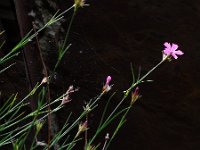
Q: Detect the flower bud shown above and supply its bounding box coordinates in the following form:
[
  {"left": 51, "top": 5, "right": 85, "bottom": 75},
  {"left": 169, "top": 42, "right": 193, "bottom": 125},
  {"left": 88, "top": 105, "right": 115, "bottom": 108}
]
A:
[
  {"left": 131, "top": 87, "right": 140, "bottom": 105},
  {"left": 102, "top": 76, "right": 112, "bottom": 93}
]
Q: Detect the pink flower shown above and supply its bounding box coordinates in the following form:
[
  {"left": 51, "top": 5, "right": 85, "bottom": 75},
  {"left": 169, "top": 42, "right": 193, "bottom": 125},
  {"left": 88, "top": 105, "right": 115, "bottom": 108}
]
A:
[
  {"left": 163, "top": 42, "right": 184, "bottom": 59},
  {"left": 102, "top": 76, "right": 112, "bottom": 93}
]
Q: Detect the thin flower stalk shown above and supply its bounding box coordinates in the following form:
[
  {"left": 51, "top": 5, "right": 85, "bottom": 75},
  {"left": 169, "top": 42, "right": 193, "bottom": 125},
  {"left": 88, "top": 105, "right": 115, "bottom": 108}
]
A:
[{"left": 102, "top": 133, "right": 109, "bottom": 150}]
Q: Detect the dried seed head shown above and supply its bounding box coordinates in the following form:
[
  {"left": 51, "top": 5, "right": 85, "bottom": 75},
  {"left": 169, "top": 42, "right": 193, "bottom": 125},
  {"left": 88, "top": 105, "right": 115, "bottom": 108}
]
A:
[
  {"left": 61, "top": 85, "right": 79, "bottom": 105},
  {"left": 41, "top": 77, "right": 48, "bottom": 84},
  {"left": 74, "top": 0, "right": 89, "bottom": 11}
]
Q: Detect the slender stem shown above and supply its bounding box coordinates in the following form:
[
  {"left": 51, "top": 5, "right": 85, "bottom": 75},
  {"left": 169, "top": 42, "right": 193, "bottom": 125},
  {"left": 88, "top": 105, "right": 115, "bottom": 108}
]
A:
[
  {"left": 54, "top": 7, "right": 76, "bottom": 71},
  {"left": 126, "top": 58, "right": 167, "bottom": 95},
  {"left": 102, "top": 138, "right": 108, "bottom": 150},
  {"left": 137, "top": 59, "right": 165, "bottom": 84},
  {"left": 105, "top": 58, "right": 167, "bottom": 149},
  {"left": 102, "top": 95, "right": 127, "bottom": 128},
  {"left": 0, "top": 63, "right": 16, "bottom": 74},
  {"left": 32, "top": 22, "right": 52, "bottom": 149},
  {"left": 56, "top": 5, "right": 75, "bottom": 19},
  {"left": 66, "top": 135, "right": 77, "bottom": 150},
  {"left": 84, "top": 114, "right": 88, "bottom": 150},
  {"left": 61, "top": 10, "right": 76, "bottom": 51},
  {"left": 105, "top": 107, "right": 131, "bottom": 150},
  {"left": 58, "top": 112, "right": 87, "bottom": 141}
]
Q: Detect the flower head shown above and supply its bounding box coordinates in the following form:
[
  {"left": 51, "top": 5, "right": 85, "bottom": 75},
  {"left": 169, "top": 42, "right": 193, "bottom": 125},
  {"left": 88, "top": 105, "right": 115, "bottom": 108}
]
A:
[
  {"left": 163, "top": 42, "right": 184, "bottom": 60},
  {"left": 106, "top": 76, "right": 111, "bottom": 84},
  {"left": 36, "top": 121, "right": 44, "bottom": 134},
  {"left": 102, "top": 76, "right": 112, "bottom": 93},
  {"left": 74, "top": 0, "right": 89, "bottom": 11},
  {"left": 41, "top": 77, "right": 48, "bottom": 84},
  {"left": 105, "top": 133, "right": 109, "bottom": 140},
  {"left": 131, "top": 87, "right": 140, "bottom": 105},
  {"left": 86, "top": 144, "right": 98, "bottom": 150},
  {"left": 78, "top": 120, "right": 88, "bottom": 132},
  {"left": 61, "top": 85, "right": 79, "bottom": 105},
  {"left": 75, "top": 120, "right": 88, "bottom": 138},
  {"left": 36, "top": 141, "right": 47, "bottom": 147},
  {"left": 83, "top": 103, "right": 92, "bottom": 112}
]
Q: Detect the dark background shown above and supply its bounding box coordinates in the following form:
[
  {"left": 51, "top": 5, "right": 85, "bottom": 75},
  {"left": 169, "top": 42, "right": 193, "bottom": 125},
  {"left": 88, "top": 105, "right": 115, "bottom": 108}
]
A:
[{"left": 1, "top": 0, "right": 200, "bottom": 149}]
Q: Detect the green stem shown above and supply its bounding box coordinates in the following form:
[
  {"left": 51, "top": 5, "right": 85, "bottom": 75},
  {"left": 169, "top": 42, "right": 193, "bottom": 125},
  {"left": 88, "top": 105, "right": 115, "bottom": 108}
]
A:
[
  {"left": 61, "top": 10, "right": 76, "bottom": 52},
  {"left": 126, "top": 58, "right": 167, "bottom": 95},
  {"left": 105, "top": 106, "right": 131, "bottom": 150}
]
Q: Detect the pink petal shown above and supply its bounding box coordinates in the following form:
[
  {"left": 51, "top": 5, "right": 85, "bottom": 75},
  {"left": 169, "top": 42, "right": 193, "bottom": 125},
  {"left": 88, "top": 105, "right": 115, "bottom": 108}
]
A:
[
  {"left": 171, "top": 43, "right": 178, "bottom": 51},
  {"left": 163, "top": 49, "right": 171, "bottom": 55},
  {"left": 134, "top": 87, "right": 139, "bottom": 95},
  {"left": 175, "top": 50, "right": 184, "bottom": 55},
  {"left": 164, "top": 42, "right": 171, "bottom": 49},
  {"left": 106, "top": 76, "right": 111, "bottom": 85},
  {"left": 172, "top": 53, "right": 178, "bottom": 59}
]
